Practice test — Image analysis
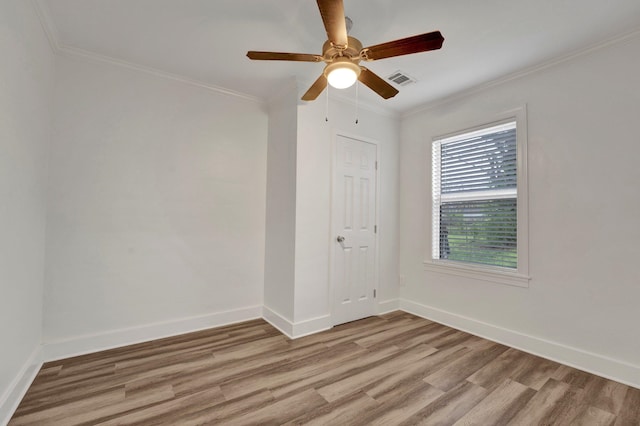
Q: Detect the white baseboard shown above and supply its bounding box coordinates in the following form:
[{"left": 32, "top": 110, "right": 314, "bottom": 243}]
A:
[
  {"left": 377, "top": 298, "right": 399, "bottom": 315},
  {"left": 400, "top": 299, "right": 640, "bottom": 389},
  {"left": 262, "top": 306, "right": 332, "bottom": 339},
  {"left": 6, "top": 300, "right": 638, "bottom": 425},
  {"left": 0, "top": 346, "right": 43, "bottom": 426},
  {"left": 42, "top": 305, "right": 263, "bottom": 362},
  {"left": 291, "top": 315, "right": 332, "bottom": 338},
  {"left": 262, "top": 305, "right": 294, "bottom": 338}
]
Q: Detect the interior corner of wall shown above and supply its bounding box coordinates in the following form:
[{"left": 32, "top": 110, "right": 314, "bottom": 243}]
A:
[
  {"left": 262, "top": 304, "right": 294, "bottom": 338},
  {"left": 0, "top": 345, "right": 43, "bottom": 425}
]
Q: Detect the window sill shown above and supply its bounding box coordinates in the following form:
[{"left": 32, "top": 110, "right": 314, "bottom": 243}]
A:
[{"left": 423, "top": 260, "right": 530, "bottom": 288}]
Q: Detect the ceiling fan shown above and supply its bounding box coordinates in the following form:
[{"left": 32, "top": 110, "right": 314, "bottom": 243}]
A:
[{"left": 246, "top": 0, "right": 444, "bottom": 101}]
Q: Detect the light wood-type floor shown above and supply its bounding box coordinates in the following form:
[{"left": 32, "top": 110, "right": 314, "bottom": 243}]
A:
[{"left": 10, "top": 312, "right": 640, "bottom": 425}]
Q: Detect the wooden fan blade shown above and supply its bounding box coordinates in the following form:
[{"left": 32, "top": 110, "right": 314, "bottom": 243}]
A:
[
  {"left": 316, "top": 0, "right": 348, "bottom": 48},
  {"left": 362, "top": 31, "right": 444, "bottom": 61},
  {"left": 301, "top": 74, "right": 328, "bottom": 101},
  {"left": 358, "top": 67, "right": 399, "bottom": 99},
  {"left": 247, "top": 51, "right": 322, "bottom": 62}
]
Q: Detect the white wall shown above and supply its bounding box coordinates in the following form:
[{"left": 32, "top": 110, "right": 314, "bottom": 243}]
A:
[
  {"left": 295, "top": 92, "right": 401, "bottom": 325},
  {"left": 43, "top": 54, "right": 268, "bottom": 349},
  {"left": 263, "top": 83, "right": 298, "bottom": 323},
  {"left": 0, "top": 0, "right": 53, "bottom": 420},
  {"left": 399, "top": 34, "right": 640, "bottom": 385}
]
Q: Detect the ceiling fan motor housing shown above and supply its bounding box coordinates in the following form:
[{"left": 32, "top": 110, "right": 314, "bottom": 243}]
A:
[{"left": 322, "top": 36, "right": 363, "bottom": 63}]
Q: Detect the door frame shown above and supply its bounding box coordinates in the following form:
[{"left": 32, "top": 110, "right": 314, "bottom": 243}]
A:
[{"left": 328, "top": 130, "right": 381, "bottom": 326}]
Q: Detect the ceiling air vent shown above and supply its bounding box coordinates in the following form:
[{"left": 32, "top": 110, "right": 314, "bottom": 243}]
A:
[{"left": 386, "top": 70, "right": 417, "bottom": 87}]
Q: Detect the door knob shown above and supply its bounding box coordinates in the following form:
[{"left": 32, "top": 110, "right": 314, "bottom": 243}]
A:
[{"left": 337, "top": 235, "right": 345, "bottom": 243}]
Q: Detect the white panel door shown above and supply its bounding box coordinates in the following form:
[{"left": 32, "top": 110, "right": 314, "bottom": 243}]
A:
[{"left": 332, "top": 135, "right": 377, "bottom": 326}]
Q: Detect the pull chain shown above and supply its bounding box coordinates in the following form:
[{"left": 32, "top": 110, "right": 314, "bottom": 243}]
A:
[
  {"left": 325, "top": 84, "right": 329, "bottom": 122},
  {"left": 355, "top": 81, "right": 359, "bottom": 124}
]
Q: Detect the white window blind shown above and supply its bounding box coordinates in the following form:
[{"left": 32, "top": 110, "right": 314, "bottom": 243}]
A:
[{"left": 432, "top": 121, "right": 518, "bottom": 269}]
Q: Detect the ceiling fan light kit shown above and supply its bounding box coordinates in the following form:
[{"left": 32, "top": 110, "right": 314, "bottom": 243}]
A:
[
  {"left": 247, "top": 0, "right": 444, "bottom": 101},
  {"left": 325, "top": 58, "right": 361, "bottom": 89}
]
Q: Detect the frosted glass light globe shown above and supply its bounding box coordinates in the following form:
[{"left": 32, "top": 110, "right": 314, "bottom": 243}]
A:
[
  {"left": 327, "top": 67, "right": 358, "bottom": 89},
  {"left": 324, "top": 60, "right": 361, "bottom": 89}
]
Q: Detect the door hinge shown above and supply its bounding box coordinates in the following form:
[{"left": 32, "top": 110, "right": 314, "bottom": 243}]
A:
[
  {"left": 374, "top": 225, "right": 377, "bottom": 234},
  {"left": 375, "top": 161, "right": 378, "bottom": 170},
  {"left": 373, "top": 289, "right": 377, "bottom": 298}
]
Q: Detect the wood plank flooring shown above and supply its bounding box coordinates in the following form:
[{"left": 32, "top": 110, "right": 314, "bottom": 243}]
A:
[{"left": 10, "top": 312, "right": 640, "bottom": 425}]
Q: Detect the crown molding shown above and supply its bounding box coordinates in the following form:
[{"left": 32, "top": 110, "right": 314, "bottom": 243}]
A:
[
  {"left": 30, "top": 0, "right": 264, "bottom": 105},
  {"left": 57, "top": 45, "right": 265, "bottom": 105},
  {"left": 403, "top": 26, "right": 640, "bottom": 119},
  {"left": 30, "top": 0, "right": 640, "bottom": 118},
  {"left": 29, "top": 0, "right": 391, "bottom": 117},
  {"left": 31, "top": 0, "right": 60, "bottom": 53}
]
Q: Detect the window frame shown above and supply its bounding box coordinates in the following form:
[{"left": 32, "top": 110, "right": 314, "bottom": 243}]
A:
[{"left": 424, "top": 106, "right": 530, "bottom": 288}]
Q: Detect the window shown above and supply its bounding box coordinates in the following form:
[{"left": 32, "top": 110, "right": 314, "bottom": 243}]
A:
[{"left": 427, "top": 109, "right": 529, "bottom": 287}]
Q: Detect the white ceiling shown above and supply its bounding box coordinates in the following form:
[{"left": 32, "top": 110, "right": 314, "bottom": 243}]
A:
[{"left": 41, "top": 0, "right": 640, "bottom": 113}]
